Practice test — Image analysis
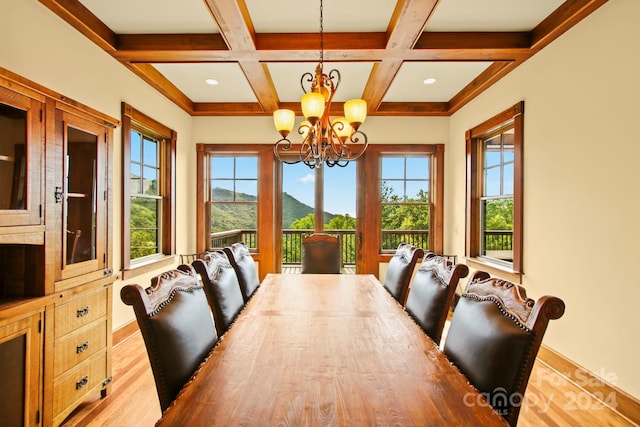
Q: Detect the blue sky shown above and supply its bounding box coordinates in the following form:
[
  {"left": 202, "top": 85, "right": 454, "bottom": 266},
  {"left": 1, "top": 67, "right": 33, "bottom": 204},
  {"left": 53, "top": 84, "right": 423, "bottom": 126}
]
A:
[{"left": 283, "top": 162, "right": 357, "bottom": 217}]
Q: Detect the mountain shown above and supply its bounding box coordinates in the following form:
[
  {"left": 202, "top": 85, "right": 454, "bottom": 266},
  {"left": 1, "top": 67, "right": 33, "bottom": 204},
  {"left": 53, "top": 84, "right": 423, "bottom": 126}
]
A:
[
  {"left": 282, "top": 192, "right": 335, "bottom": 228},
  {"left": 210, "top": 188, "right": 335, "bottom": 230}
]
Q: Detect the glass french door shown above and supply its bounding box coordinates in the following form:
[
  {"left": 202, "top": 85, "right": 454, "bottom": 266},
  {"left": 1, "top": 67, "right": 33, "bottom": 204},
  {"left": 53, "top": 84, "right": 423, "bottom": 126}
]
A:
[{"left": 280, "top": 162, "right": 358, "bottom": 273}]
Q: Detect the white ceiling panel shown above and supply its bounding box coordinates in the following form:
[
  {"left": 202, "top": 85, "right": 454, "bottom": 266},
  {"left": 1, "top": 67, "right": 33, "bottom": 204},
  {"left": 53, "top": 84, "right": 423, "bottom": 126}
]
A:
[
  {"left": 383, "top": 62, "right": 493, "bottom": 102},
  {"left": 152, "top": 63, "right": 257, "bottom": 103},
  {"left": 268, "top": 62, "right": 374, "bottom": 103},
  {"left": 246, "top": 0, "right": 395, "bottom": 33},
  {"left": 426, "top": 0, "right": 565, "bottom": 31},
  {"left": 78, "top": 0, "right": 219, "bottom": 34}
]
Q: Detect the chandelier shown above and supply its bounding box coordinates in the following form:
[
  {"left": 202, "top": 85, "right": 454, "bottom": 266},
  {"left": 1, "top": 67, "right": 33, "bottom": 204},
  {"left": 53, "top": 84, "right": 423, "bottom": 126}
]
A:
[{"left": 273, "top": 0, "right": 368, "bottom": 169}]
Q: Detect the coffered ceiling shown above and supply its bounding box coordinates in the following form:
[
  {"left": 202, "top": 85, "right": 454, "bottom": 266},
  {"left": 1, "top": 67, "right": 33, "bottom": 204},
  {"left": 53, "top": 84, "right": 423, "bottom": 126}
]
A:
[{"left": 39, "top": 0, "right": 608, "bottom": 116}]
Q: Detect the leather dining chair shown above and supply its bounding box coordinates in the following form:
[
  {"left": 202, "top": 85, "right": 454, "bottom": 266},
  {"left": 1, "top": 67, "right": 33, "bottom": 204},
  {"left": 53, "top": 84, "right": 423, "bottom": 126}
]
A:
[
  {"left": 190, "top": 251, "right": 245, "bottom": 337},
  {"left": 404, "top": 252, "right": 469, "bottom": 345},
  {"left": 120, "top": 267, "right": 218, "bottom": 412},
  {"left": 222, "top": 242, "right": 260, "bottom": 302},
  {"left": 301, "top": 233, "right": 341, "bottom": 274},
  {"left": 382, "top": 242, "right": 424, "bottom": 304},
  {"left": 443, "top": 271, "right": 565, "bottom": 426}
]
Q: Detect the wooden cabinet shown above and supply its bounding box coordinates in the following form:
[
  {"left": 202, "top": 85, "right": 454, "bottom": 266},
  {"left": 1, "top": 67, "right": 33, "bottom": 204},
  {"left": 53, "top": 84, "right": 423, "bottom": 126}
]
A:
[
  {"left": 44, "top": 102, "right": 116, "bottom": 426},
  {"left": 51, "top": 280, "right": 112, "bottom": 426},
  {"left": 51, "top": 106, "right": 111, "bottom": 286},
  {"left": 0, "top": 68, "right": 118, "bottom": 427},
  {"left": 0, "top": 302, "right": 47, "bottom": 427},
  {"left": 0, "top": 80, "right": 45, "bottom": 233}
]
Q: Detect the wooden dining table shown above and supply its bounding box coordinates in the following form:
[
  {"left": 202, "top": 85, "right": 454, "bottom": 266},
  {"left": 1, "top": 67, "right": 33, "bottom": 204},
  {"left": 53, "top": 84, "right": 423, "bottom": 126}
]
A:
[{"left": 157, "top": 273, "right": 507, "bottom": 426}]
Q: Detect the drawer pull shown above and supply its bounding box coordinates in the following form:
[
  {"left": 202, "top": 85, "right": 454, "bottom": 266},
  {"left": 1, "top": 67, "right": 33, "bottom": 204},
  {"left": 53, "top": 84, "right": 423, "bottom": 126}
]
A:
[
  {"left": 76, "top": 376, "right": 89, "bottom": 390},
  {"left": 76, "top": 341, "right": 89, "bottom": 353},
  {"left": 76, "top": 306, "right": 90, "bottom": 317}
]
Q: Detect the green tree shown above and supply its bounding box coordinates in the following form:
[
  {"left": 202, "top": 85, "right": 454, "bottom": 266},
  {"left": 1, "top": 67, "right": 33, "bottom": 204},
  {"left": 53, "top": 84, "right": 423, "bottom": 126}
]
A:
[
  {"left": 130, "top": 198, "right": 158, "bottom": 259},
  {"left": 381, "top": 182, "right": 429, "bottom": 250},
  {"left": 484, "top": 198, "right": 513, "bottom": 230},
  {"left": 290, "top": 213, "right": 315, "bottom": 230},
  {"left": 326, "top": 214, "right": 355, "bottom": 230}
]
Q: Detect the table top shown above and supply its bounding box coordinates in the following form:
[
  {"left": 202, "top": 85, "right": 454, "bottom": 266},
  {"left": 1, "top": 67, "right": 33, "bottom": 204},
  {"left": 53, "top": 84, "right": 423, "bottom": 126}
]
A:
[{"left": 157, "top": 273, "right": 506, "bottom": 426}]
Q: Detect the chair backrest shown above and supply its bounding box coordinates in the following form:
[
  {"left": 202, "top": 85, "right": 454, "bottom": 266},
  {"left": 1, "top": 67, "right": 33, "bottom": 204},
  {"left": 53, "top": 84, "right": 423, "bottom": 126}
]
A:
[
  {"left": 301, "top": 233, "right": 341, "bottom": 274},
  {"left": 382, "top": 243, "right": 424, "bottom": 304},
  {"left": 222, "top": 242, "right": 260, "bottom": 302},
  {"left": 120, "top": 267, "right": 218, "bottom": 412},
  {"left": 404, "top": 252, "right": 469, "bottom": 345},
  {"left": 190, "top": 251, "right": 245, "bottom": 337},
  {"left": 443, "top": 271, "right": 565, "bottom": 426}
]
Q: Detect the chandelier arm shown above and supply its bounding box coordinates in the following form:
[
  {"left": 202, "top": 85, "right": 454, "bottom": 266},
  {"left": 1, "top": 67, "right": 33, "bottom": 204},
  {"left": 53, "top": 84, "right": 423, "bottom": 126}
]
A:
[
  {"left": 274, "top": 137, "right": 304, "bottom": 165},
  {"left": 327, "top": 69, "right": 341, "bottom": 93},
  {"left": 301, "top": 72, "right": 314, "bottom": 94},
  {"left": 341, "top": 130, "right": 369, "bottom": 161}
]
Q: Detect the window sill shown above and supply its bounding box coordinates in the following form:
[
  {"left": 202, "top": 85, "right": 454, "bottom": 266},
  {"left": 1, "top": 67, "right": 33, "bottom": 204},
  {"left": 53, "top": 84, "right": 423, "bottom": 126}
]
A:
[
  {"left": 121, "top": 255, "right": 176, "bottom": 280},
  {"left": 465, "top": 257, "right": 522, "bottom": 284}
]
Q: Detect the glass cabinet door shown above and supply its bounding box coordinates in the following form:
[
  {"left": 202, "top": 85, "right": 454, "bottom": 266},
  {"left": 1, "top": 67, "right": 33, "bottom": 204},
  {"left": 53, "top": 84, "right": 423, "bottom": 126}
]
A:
[
  {"left": 0, "top": 86, "right": 43, "bottom": 227},
  {"left": 56, "top": 110, "right": 107, "bottom": 280}
]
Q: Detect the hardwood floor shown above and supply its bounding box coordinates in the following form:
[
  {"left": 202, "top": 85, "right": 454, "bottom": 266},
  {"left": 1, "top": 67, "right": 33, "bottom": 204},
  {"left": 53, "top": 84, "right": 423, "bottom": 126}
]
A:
[{"left": 61, "top": 330, "right": 636, "bottom": 427}]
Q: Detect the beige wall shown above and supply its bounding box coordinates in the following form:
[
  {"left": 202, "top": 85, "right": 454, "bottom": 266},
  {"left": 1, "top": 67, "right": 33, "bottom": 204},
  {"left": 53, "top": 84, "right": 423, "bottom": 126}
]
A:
[
  {"left": 447, "top": 0, "right": 640, "bottom": 398},
  {"left": 3, "top": 0, "right": 638, "bottom": 400}
]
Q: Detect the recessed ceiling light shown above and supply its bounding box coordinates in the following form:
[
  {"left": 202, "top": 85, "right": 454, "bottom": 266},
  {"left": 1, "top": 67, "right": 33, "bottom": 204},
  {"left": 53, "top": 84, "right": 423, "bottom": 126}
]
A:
[
  {"left": 423, "top": 78, "right": 437, "bottom": 85},
  {"left": 205, "top": 78, "right": 219, "bottom": 86}
]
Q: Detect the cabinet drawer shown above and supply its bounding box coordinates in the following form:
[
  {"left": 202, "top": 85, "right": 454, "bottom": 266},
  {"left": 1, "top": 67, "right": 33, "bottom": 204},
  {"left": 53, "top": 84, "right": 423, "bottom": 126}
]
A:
[
  {"left": 54, "top": 320, "right": 107, "bottom": 377},
  {"left": 53, "top": 351, "right": 107, "bottom": 417},
  {"left": 55, "top": 288, "right": 107, "bottom": 339}
]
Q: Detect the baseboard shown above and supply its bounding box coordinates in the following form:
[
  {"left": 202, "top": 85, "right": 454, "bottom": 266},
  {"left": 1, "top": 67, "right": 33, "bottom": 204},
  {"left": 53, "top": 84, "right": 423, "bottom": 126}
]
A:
[
  {"left": 538, "top": 345, "right": 640, "bottom": 425},
  {"left": 112, "top": 320, "right": 139, "bottom": 347}
]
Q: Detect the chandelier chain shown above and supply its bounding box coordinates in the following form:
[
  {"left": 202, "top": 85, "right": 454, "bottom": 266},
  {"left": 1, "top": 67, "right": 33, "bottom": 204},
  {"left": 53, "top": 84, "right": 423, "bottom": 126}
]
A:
[{"left": 319, "top": 0, "right": 324, "bottom": 65}]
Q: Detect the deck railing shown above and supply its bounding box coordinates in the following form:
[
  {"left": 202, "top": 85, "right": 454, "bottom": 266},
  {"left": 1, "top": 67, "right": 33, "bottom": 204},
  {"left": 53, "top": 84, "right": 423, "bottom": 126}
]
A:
[
  {"left": 209, "top": 229, "right": 430, "bottom": 266},
  {"left": 483, "top": 230, "right": 513, "bottom": 261}
]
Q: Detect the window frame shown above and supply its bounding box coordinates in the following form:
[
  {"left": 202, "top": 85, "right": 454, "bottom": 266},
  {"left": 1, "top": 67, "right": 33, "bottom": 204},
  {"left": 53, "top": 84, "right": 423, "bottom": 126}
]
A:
[
  {"left": 121, "top": 102, "right": 176, "bottom": 278},
  {"left": 465, "top": 101, "right": 524, "bottom": 282},
  {"left": 359, "top": 144, "right": 444, "bottom": 274},
  {"left": 206, "top": 154, "right": 259, "bottom": 251},
  {"left": 196, "top": 144, "right": 275, "bottom": 279},
  {"left": 380, "top": 154, "right": 432, "bottom": 252}
]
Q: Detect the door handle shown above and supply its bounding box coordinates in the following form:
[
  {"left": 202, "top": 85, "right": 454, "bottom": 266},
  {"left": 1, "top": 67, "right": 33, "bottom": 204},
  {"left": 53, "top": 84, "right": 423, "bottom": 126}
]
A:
[{"left": 54, "top": 186, "right": 63, "bottom": 203}]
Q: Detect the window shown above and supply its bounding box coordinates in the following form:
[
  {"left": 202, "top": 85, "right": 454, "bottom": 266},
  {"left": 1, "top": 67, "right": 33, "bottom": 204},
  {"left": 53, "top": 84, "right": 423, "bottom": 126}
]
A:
[
  {"left": 207, "top": 155, "right": 258, "bottom": 250},
  {"left": 196, "top": 144, "right": 275, "bottom": 279},
  {"left": 121, "top": 102, "right": 176, "bottom": 275},
  {"left": 359, "top": 144, "right": 444, "bottom": 274},
  {"left": 466, "top": 101, "right": 523, "bottom": 281},
  {"left": 381, "top": 155, "right": 430, "bottom": 251}
]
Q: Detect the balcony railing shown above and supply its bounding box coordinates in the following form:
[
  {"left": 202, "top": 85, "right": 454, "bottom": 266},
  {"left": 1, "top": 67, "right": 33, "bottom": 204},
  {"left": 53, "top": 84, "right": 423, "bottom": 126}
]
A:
[
  {"left": 483, "top": 230, "right": 513, "bottom": 261},
  {"left": 209, "top": 229, "right": 430, "bottom": 266},
  {"left": 209, "top": 229, "right": 256, "bottom": 249}
]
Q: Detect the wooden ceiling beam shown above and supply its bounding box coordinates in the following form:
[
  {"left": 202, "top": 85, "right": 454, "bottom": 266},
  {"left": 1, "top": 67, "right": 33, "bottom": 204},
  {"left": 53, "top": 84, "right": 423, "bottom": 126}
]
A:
[
  {"left": 192, "top": 102, "right": 265, "bottom": 116},
  {"left": 375, "top": 102, "right": 449, "bottom": 116},
  {"left": 363, "top": 0, "right": 440, "bottom": 112},
  {"left": 203, "top": 0, "right": 279, "bottom": 113},
  {"left": 38, "top": 0, "right": 116, "bottom": 52},
  {"left": 114, "top": 32, "right": 532, "bottom": 62},
  {"left": 190, "top": 101, "right": 449, "bottom": 117},
  {"left": 125, "top": 63, "right": 195, "bottom": 115},
  {"left": 446, "top": 61, "right": 521, "bottom": 115},
  {"left": 531, "top": 0, "right": 609, "bottom": 50}
]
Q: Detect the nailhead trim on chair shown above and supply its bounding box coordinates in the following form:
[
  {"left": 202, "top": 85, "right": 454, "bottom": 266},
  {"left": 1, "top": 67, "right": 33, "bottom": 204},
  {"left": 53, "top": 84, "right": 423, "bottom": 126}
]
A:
[
  {"left": 461, "top": 292, "right": 532, "bottom": 332},
  {"left": 148, "top": 284, "right": 204, "bottom": 317}
]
